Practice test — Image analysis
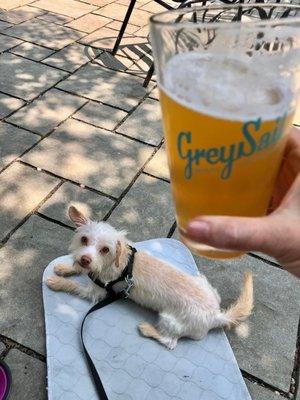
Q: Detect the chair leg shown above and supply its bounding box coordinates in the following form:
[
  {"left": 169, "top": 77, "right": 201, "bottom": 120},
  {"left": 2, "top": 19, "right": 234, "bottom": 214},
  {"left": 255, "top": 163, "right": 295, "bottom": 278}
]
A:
[
  {"left": 112, "top": 0, "right": 137, "bottom": 55},
  {"left": 143, "top": 62, "right": 155, "bottom": 87}
]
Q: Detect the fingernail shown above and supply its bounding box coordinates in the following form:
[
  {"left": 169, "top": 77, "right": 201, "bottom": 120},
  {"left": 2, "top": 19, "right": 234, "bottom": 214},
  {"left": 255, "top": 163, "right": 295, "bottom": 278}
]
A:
[{"left": 187, "top": 220, "right": 210, "bottom": 238}]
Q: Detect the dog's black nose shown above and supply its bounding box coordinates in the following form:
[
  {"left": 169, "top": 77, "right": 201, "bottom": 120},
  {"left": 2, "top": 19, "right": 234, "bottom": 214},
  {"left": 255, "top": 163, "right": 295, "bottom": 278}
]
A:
[{"left": 80, "top": 255, "right": 91, "bottom": 267}]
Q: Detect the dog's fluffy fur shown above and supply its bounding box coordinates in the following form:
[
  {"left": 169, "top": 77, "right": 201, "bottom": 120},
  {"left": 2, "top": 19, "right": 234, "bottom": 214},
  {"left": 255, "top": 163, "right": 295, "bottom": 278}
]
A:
[{"left": 46, "top": 206, "right": 253, "bottom": 349}]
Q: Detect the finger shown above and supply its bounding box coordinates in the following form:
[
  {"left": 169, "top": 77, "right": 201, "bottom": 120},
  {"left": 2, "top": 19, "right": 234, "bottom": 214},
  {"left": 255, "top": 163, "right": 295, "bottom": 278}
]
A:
[{"left": 187, "top": 215, "right": 282, "bottom": 255}]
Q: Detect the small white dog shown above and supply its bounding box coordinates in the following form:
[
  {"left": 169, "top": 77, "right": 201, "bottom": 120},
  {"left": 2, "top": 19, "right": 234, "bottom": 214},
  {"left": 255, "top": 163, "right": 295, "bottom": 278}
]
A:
[{"left": 46, "top": 205, "right": 253, "bottom": 350}]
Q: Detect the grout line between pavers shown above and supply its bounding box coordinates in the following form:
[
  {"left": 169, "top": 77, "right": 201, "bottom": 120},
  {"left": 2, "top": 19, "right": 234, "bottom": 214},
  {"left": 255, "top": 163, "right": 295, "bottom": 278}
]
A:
[
  {"left": 71, "top": 115, "right": 158, "bottom": 148},
  {"left": 27, "top": 4, "right": 103, "bottom": 26},
  {"left": 0, "top": 334, "right": 45, "bottom": 363},
  {"left": 0, "top": 180, "right": 64, "bottom": 245},
  {"left": 241, "top": 369, "right": 290, "bottom": 398},
  {"left": 17, "top": 160, "right": 118, "bottom": 201},
  {"left": 290, "top": 317, "right": 300, "bottom": 399},
  {"left": 142, "top": 170, "right": 170, "bottom": 183},
  {"left": 0, "top": 95, "right": 89, "bottom": 175},
  {"left": 35, "top": 212, "right": 75, "bottom": 231},
  {"left": 1, "top": 120, "right": 43, "bottom": 136},
  {"left": 104, "top": 138, "right": 164, "bottom": 220}
]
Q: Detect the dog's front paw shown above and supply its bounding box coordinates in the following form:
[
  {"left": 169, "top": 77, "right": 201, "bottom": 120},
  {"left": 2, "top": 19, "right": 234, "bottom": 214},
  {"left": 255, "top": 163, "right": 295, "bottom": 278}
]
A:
[
  {"left": 46, "top": 276, "right": 64, "bottom": 291},
  {"left": 54, "top": 264, "right": 70, "bottom": 276}
]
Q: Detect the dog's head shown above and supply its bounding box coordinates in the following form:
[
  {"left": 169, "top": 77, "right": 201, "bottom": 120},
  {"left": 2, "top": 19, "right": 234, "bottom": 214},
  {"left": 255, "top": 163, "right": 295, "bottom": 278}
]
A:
[{"left": 68, "top": 206, "right": 128, "bottom": 280}]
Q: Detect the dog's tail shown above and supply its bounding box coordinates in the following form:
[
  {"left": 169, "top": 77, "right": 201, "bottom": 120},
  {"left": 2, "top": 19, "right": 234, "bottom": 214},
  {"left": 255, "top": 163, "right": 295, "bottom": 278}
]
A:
[{"left": 217, "top": 271, "right": 253, "bottom": 329}]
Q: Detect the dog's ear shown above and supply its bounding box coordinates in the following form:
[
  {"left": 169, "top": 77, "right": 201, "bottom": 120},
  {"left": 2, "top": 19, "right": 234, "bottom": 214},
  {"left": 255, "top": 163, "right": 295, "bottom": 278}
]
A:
[
  {"left": 68, "top": 206, "right": 89, "bottom": 227},
  {"left": 115, "top": 240, "right": 127, "bottom": 268}
]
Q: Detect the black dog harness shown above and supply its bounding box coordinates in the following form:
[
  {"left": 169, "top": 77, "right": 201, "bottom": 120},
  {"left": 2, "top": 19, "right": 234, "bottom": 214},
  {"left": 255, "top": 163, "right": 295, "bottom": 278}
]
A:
[{"left": 80, "top": 245, "right": 137, "bottom": 400}]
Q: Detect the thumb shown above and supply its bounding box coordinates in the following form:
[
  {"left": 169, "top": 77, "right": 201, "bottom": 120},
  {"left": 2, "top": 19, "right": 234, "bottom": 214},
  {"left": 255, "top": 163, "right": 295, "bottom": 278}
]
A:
[{"left": 187, "top": 215, "right": 282, "bottom": 256}]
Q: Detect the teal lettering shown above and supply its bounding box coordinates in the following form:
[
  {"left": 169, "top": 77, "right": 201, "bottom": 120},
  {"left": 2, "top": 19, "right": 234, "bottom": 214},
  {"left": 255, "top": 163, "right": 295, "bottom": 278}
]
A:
[
  {"left": 219, "top": 144, "right": 237, "bottom": 180},
  {"left": 206, "top": 148, "right": 219, "bottom": 164},
  {"left": 176, "top": 112, "right": 287, "bottom": 180},
  {"left": 177, "top": 131, "right": 193, "bottom": 179},
  {"left": 258, "top": 132, "right": 271, "bottom": 150},
  {"left": 239, "top": 118, "right": 260, "bottom": 157}
]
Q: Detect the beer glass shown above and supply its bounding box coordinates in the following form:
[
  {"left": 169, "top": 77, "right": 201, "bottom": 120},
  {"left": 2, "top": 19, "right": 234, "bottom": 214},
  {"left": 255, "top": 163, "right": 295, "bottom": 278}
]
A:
[{"left": 150, "top": 4, "right": 300, "bottom": 259}]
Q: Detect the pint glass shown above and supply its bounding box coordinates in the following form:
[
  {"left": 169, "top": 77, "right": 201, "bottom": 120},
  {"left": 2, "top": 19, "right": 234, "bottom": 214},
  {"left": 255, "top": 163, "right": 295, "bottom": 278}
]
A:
[{"left": 150, "top": 4, "right": 300, "bottom": 259}]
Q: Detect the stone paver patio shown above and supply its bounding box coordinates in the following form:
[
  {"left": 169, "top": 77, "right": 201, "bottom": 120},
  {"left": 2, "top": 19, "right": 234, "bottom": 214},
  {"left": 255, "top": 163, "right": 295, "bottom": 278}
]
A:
[{"left": 0, "top": 1, "right": 299, "bottom": 399}]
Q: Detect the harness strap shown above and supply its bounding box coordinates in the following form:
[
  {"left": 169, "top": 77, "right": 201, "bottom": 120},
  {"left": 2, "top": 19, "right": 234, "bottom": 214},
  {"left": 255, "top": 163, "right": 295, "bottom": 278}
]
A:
[{"left": 81, "top": 246, "right": 137, "bottom": 399}]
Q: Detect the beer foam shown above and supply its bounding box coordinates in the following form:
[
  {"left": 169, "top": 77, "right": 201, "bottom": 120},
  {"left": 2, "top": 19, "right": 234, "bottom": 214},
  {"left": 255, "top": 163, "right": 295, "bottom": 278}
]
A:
[{"left": 161, "top": 52, "right": 293, "bottom": 121}]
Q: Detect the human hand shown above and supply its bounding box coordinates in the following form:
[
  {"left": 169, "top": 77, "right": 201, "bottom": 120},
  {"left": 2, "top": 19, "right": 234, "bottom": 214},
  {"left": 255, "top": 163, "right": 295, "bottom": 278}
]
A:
[{"left": 187, "top": 126, "right": 300, "bottom": 278}]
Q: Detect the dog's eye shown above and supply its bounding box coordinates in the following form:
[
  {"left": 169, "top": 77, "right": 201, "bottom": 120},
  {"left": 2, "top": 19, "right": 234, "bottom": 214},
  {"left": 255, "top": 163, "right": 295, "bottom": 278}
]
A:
[
  {"left": 101, "top": 246, "right": 109, "bottom": 254},
  {"left": 81, "top": 236, "right": 88, "bottom": 245}
]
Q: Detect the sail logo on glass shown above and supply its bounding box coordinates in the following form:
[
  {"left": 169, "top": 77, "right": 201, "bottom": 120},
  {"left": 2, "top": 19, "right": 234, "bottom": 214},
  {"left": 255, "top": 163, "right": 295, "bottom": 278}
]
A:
[{"left": 177, "top": 114, "right": 287, "bottom": 180}]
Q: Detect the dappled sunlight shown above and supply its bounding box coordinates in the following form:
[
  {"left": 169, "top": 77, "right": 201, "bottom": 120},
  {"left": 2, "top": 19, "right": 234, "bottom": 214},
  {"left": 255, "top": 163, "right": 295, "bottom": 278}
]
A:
[
  {"left": 0, "top": 163, "right": 57, "bottom": 218},
  {"left": 0, "top": 52, "right": 66, "bottom": 100},
  {"left": 0, "top": 247, "right": 36, "bottom": 284},
  {"left": 6, "top": 18, "right": 84, "bottom": 49},
  {"left": 22, "top": 118, "right": 153, "bottom": 196},
  {"left": 109, "top": 173, "right": 174, "bottom": 240}
]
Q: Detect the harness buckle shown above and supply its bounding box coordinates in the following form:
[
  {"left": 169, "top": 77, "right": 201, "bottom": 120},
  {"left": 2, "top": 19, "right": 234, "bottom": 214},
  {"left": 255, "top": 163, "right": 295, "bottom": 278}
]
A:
[{"left": 123, "top": 276, "right": 134, "bottom": 298}]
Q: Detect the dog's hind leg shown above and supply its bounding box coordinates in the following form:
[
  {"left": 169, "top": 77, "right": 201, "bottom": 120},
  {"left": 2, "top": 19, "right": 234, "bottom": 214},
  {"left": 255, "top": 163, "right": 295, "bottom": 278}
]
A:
[{"left": 138, "top": 322, "right": 178, "bottom": 350}]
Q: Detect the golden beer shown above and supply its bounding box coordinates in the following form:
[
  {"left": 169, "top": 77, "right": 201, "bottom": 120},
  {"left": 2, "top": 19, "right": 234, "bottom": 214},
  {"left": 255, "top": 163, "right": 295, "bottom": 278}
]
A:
[{"left": 159, "top": 53, "right": 294, "bottom": 258}]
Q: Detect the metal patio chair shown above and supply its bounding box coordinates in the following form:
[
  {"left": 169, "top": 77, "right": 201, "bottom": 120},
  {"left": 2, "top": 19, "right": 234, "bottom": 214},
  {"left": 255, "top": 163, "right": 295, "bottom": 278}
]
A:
[
  {"left": 112, "top": 0, "right": 295, "bottom": 87},
  {"left": 111, "top": 0, "right": 204, "bottom": 86}
]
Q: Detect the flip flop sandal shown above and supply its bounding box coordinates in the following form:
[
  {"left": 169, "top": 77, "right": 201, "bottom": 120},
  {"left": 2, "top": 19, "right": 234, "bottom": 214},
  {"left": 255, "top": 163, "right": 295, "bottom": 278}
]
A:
[{"left": 0, "top": 361, "right": 11, "bottom": 400}]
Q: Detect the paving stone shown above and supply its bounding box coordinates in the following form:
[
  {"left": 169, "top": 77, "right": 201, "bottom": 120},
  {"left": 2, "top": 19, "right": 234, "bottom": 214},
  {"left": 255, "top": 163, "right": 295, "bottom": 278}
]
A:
[
  {"left": 0, "top": 92, "right": 24, "bottom": 118},
  {"left": 193, "top": 253, "right": 300, "bottom": 391},
  {"left": 0, "top": 216, "right": 72, "bottom": 353},
  {"left": 5, "top": 350, "right": 46, "bottom": 400},
  {"left": 79, "top": 26, "right": 130, "bottom": 50},
  {"left": 140, "top": 0, "right": 165, "bottom": 13},
  {"left": 116, "top": 36, "right": 151, "bottom": 61},
  {"left": 0, "top": 53, "right": 67, "bottom": 101},
  {"left": 0, "top": 0, "right": 33, "bottom": 10},
  {"left": 37, "top": 11, "right": 74, "bottom": 25},
  {"left": 66, "top": 13, "right": 111, "bottom": 33},
  {"left": 7, "top": 88, "right": 86, "bottom": 135},
  {"left": 95, "top": 3, "right": 151, "bottom": 27},
  {"left": 144, "top": 146, "right": 169, "bottom": 180},
  {"left": 117, "top": 98, "right": 163, "bottom": 145},
  {"left": 109, "top": 173, "right": 173, "bottom": 240},
  {"left": 6, "top": 19, "right": 84, "bottom": 50},
  {"left": 134, "top": 24, "right": 149, "bottom": 38},
  {"left": 73, "top": 100, "right": 127, "bottom": 130},
  {"left": 87, "top": 0, "right": 115, "bottom": 5},
  {"left": 0, "top": 20, "right": 11, "bottom": 31},
  {"left": 10, "top": 41, "right": 54, "bottom": 61},
  {"left": 42, "top": 42, "right": 101, "bottom": 72},
  {"left": 0, "top": 163, "right": 59, "bottom": 240},
  {"left": 10, "top": 42, "right": 53, "bottom": 61},
  {"left": 94, "top": 51, "right": 134, "bottom": 72},
  {"left": 0, "top": 5, "right": 45, "bottom": 24},
  {"left": 0, "top": 341, "right": 5, "bottom": 353},
  {"left": 33, "top": 0, "right": 97, "bottom": 18},
  {"left": 23, "top": 118, "right": 153, "bottom": 197},
  {"left": 0, "top": 34, "right": 22, "bottom": 52},
  {"left": 107, "top": 19, "right": 139, "bottom": 35},
  {"left": 124, "top": 54, "right": 154, "bottom": 79},
  {"left": 0, "top": 122, "right": 38, "bottom": 170},
  {"left": 245, "top": 381, "right": 281, "bottom": 400},
  {"left": 40, "top": 181, "right": 114, "bottom": 225},
  {"left": 57, "top": 63, "right": 153, "bottom": 111},
  {"left": 93, "top": 3, "right": 127, "bottom": 21}
]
